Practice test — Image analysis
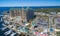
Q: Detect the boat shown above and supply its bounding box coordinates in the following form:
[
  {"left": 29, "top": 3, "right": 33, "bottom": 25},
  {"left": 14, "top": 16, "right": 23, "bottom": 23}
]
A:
[
  {"left": 2, "top": 23, "right": 6, "bottom": 26},
  {"left": 1, "top": 27, "right": 7, "bottom": 31},
  {"left": 4, "top": 30, "right": 12, "bottom": 35},
  {"left": 10, "top": 32, "right": 16, "bottom": 36}
]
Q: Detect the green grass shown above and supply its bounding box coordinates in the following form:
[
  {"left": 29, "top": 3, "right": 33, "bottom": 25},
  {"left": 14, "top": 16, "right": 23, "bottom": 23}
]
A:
[{"left": 57, "top": 32, "right": 60, "bottom": 36}]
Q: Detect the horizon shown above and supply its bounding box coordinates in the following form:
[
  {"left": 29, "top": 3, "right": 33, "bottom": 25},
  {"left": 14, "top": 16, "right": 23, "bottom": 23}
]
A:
[
  {"left": 0, "top": 0, "right": 60, "bottom": 7},
  {"left": 0, "top": 6, "right": 60, "bottom": 12},
  {"left": 0, "top": 6, "right": 60, "bottom": 7}
]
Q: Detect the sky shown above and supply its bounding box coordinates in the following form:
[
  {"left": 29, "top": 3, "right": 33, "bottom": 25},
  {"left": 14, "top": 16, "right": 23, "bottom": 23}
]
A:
[{"left": 0, "top": 0, "right": 60, "bottom": 7}]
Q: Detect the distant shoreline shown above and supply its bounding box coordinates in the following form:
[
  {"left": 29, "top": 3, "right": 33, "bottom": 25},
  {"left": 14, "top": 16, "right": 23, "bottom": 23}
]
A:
[
  {"left": 0, "top": 6, "right": 60, "bottom": 8},
  {"left": 0, "top": 6, "right": 60, "bottom": 12}
]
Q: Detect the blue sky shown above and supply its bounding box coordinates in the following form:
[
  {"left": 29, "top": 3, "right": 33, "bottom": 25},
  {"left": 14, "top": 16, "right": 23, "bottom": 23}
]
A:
[{"left": 0, "top": 0, "right": 60, "bottom": 7}]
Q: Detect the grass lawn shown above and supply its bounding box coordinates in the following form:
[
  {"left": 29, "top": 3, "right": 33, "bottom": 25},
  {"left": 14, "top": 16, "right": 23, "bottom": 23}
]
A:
[{"left": 56, "top": 28, "right": 60, "bottom": 36}]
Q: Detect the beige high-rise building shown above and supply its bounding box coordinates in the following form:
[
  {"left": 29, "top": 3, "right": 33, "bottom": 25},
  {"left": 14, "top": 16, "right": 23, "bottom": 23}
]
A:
[
  {"left": 9, "top": 8, "right": 21, "bottom": 17},
  {"left": 21, "top": 7, "right": 26, "bottom": 21},
  {"left": 3, "top": 11, "right": 8, "bottom": 15}
]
